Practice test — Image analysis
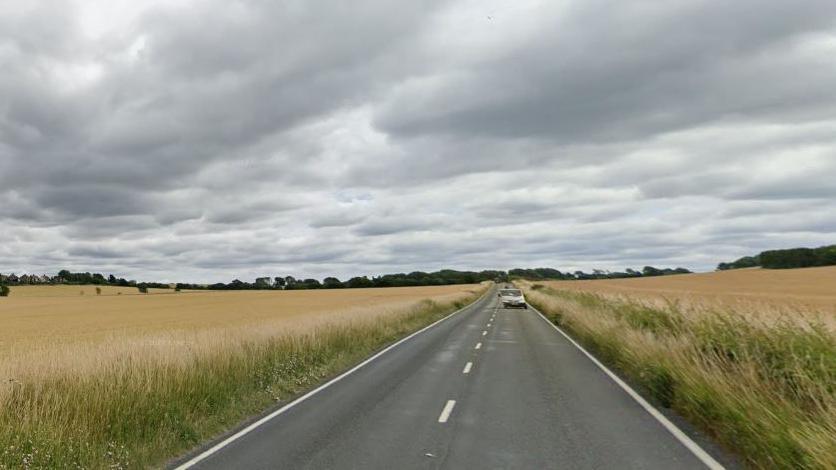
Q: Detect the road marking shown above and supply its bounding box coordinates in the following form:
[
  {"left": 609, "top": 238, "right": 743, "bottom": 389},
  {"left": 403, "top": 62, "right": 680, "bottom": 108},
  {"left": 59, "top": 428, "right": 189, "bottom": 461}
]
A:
[
  {"left": 462, "top": 362, "right": 473, "bottom": 374},
  {"left": 172, "top": 289, "right": 492, "bottom": 469},
  {"left": 531, "top": 306, "right": 725, "bottom": 470},
  {"left": 482, "top": 330, "right": 487, "bottom": 336},
  {"left": 475, "top": 342, "right": 482, "bottom": 349},
  {"left": 438, "top": 400, "right": 456, "bottom": 423}
]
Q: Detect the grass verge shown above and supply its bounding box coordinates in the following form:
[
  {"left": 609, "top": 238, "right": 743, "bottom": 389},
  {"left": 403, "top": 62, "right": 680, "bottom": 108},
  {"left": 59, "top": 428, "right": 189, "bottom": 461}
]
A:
[
  {"left": 0, "top": 288, "right": 486, "bottom": 469},
  {"left": 523, "top": 283, "right": 835, "bottom": 469}
]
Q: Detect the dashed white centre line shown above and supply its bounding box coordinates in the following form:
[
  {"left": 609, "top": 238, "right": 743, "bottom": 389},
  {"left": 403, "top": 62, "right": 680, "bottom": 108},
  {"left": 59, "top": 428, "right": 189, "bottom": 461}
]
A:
[
  {"left": 482, "top": 330, "right": 488, "bottom": 336},
  {"left": 438, "top": 400, "right": 456, "bottom": 423},
  {"left": 475, "top": 342, "right": 482, "bottom": 350},
  {"left": 462, "top": 362, "right": 473, "bottom": 374}
]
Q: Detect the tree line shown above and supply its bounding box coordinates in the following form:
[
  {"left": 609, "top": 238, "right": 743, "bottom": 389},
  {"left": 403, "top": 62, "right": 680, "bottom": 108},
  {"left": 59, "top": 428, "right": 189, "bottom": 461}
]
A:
[
  {"left": 509, "top": 266, "right": 691, "bottom": 280},
  {"left": 0, "top": 265, "right": 693, "bottom": 296},
  {"left": 187, "top": 270, "right": 508, "bottom": 291},
  {"left": 181, "top": 266, "right": 692, "bottom": 290},
  {"left": 0, "top": 270, "right": 172, "bottom": 295},
  {"left": 717, "top": 244, "right": 836, "bottom": 270}
]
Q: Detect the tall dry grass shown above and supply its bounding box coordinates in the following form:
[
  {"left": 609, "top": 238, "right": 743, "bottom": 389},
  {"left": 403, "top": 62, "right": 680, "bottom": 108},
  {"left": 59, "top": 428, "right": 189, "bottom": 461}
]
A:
[
  {"left": 522, "top": 282, "right": 835, "bottom": 469},
  {"left": 0, "top": 285, "right": 487, "bottom": 468}
]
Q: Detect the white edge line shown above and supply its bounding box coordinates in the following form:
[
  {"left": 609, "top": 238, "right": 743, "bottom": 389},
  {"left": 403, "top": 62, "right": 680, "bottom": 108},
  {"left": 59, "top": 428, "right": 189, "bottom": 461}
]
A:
[
  {"left": 462, "top": 362, "right": 473, "bottom": 374},
  {"left": 530, "top": 305, "right": 725, "bottom": 470},
  {"left": 173, "top": 290, "right": 490, "bottom": 469},
  {"left": 438, "top": 400, "right": 456, "bottom": 423}
]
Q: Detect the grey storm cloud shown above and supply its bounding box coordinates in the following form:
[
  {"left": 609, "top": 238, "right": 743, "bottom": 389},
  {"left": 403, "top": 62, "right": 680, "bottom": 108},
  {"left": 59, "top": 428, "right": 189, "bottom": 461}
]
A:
[{"left": 1, "top": 0, "right": 835, "bottom": 283}]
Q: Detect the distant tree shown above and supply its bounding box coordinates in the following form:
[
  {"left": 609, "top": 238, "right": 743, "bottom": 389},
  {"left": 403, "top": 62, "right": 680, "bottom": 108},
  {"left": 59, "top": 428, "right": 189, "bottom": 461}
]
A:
[
  {"left": 717, "top": 245, "right": 836, "bottom": 270},
  {"left": 762, "top": 249, "right": 814, "bottom": 269},
  {"left": 322, "top": 277, "right": 343, "bottom": 289},
  {"left": 137, "top": 284, "right": 148, "bottom": 294},
  {"left": 642, "top": 266, "right": 664, "bottom": 277},
  {"left": 108, "top": 274, "right": 117, "bottom": 284},
  {"left": 346, "top": 276, "right": 374, "bottom": 288},
  {"left": 509, "top": 268, "right": 571, "bottom": 280},
  {"left": 372, "top": 276, "right": 393, "bottom": 288},
  {"left": 301, "top": 278, "right": 322, "bottom": 289},
  {"left": 95, "top": 287, "right": 102, "bottom": 295},
  {"left": 274, "top": 277, "right": 286, "bottom": 289},
  {"left": 228, "top": 279, "right": 249, "bottom": 289},
  {"left": 0, "top": 285, "right": 9, "bottom": 297},
  {"left": 255, "top": 277, "right": 273, "bottom": 289},
  {"left": 717, "top": 256, "right": 760, "bottom": 271}
]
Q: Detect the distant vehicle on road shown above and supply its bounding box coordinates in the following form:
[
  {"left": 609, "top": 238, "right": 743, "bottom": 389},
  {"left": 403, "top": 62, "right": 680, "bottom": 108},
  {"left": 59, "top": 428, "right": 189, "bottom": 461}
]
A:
[{"left": 498, "top": 288, "right": 527, "bottom": 309}]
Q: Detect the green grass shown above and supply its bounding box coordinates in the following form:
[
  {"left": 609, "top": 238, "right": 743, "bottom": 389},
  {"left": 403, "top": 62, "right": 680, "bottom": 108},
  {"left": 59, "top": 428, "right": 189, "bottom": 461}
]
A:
[
  {"left": 524, "top": 286, "right": 836, "bottom": 469},
  {"left": 0, "top": 292, "right": 484, "bottom": 469}
]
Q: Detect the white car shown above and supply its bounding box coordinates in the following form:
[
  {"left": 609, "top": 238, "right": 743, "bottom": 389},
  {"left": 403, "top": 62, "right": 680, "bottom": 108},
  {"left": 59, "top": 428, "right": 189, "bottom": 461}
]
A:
[{"left": 498, "top": 288, "right": 527, "bottom": 309}]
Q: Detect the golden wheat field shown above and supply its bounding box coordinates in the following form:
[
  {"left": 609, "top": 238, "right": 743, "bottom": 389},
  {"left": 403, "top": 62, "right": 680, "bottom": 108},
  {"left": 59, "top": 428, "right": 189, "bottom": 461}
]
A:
[
  {"left": 523, "top": 268, "right": 836, "bottom": 468},
  {"left": 0, "top": 284, "right": 487, "bottom": 467},
  {"left": 539, "top": 266, "right": 836, "bottom": 317},
  {"left": 0, "top": 285, "right": 478, "bottom": 352},
  {"left": 8, "top": 284, "right": 175, "bottom": 297},
  {"left": 0, "top": 285, "right": 482, "bottom": 384}
]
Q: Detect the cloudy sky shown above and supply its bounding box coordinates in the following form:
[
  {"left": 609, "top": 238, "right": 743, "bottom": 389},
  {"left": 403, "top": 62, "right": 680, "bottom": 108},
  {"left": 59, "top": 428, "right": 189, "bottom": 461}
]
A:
[{"left": 2, "top": 0, "right": 835, "bottom": 283}]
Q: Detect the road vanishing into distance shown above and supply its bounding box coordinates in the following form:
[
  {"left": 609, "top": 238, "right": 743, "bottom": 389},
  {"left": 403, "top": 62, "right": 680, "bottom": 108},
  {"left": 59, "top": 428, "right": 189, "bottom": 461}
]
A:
[{"left": 175, "top": 287, "right": 732, "bottom": 470}]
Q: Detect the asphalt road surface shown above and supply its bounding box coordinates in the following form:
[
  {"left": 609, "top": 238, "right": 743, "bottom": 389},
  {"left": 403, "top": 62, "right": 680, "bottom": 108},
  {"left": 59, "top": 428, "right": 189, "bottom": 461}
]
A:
[{"left": 175, "top": 287, "right": 730, "bottom": 469}]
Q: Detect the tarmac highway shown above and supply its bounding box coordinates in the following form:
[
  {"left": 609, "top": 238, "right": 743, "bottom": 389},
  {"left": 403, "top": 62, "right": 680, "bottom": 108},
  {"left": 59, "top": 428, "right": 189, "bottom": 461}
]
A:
[{"left": 174, "top": 286, "right": 732, "bottom": 469}]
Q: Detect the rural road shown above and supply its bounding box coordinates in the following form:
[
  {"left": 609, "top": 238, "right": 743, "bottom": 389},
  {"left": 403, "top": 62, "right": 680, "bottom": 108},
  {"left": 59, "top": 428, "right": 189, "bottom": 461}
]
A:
[{"left": 175, "top": 287, "right": 731, "bottom": 469}]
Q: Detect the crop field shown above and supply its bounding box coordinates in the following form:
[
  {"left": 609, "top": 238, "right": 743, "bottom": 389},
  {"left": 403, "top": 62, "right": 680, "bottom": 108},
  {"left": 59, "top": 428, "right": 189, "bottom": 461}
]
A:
[
  {"left": 523, "top": 268, "right": 835, "bottom": 469},
  {"left": 7, "top": 284, "right": 175, "bottom": 297},
  {"left": 540, "top": 266, "right": 836, "bottom": 315},
  {"left": 0, "top": 284, "right": 486, "bottom": 468},
  {"left": 0, "top": 285, "right": 478, "bottom": 354}
]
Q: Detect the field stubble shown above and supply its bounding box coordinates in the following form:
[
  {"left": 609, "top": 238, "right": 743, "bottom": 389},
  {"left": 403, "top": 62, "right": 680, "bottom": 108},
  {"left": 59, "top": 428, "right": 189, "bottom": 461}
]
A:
[
  {"left": 0, "top": 284, "right": 487, "bottom": 468},
  {"left": 523, "top": 269, "right": 835, "bottom": 469}
]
